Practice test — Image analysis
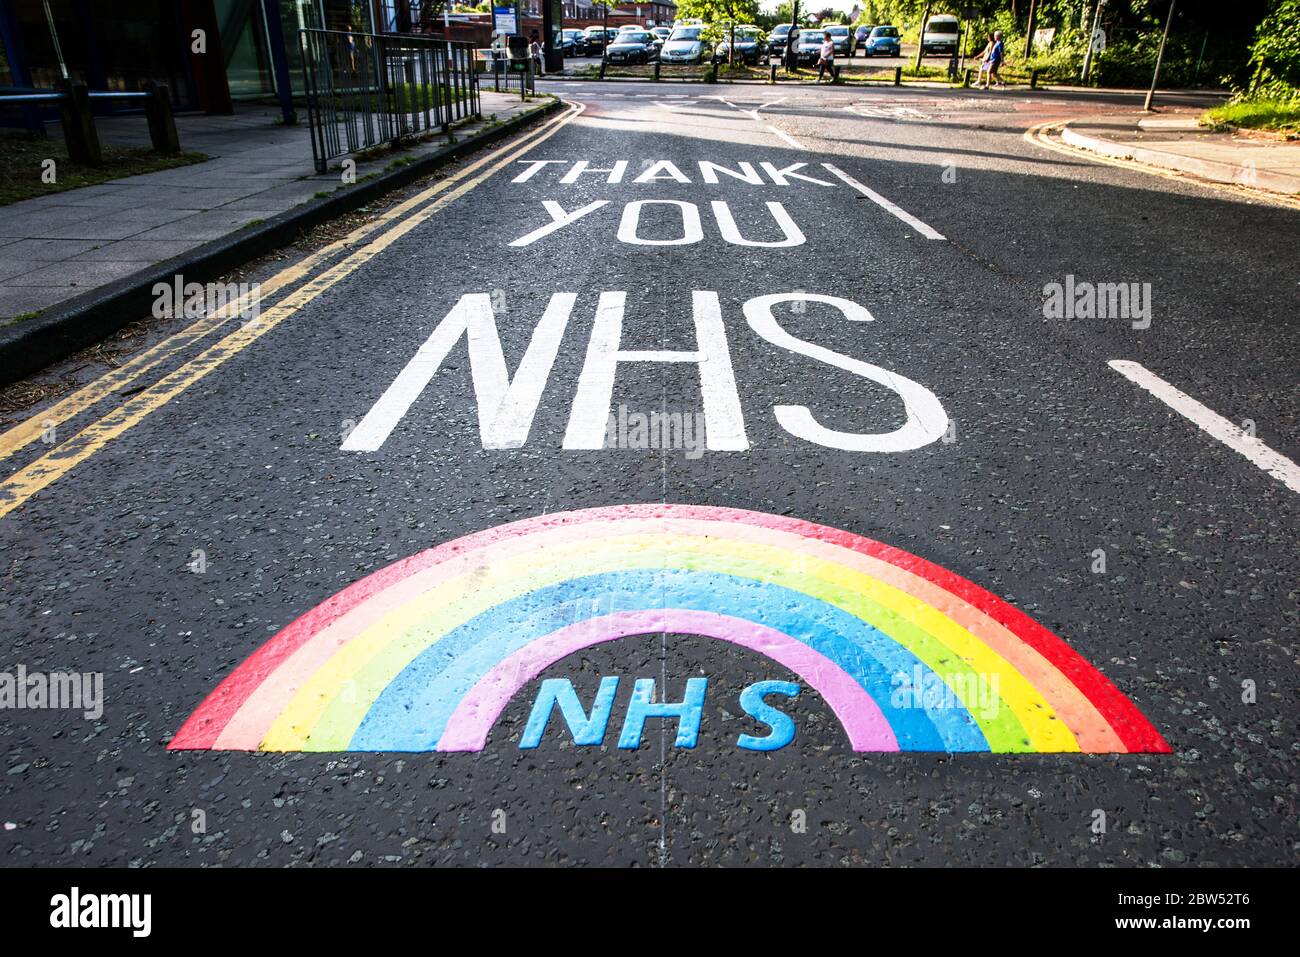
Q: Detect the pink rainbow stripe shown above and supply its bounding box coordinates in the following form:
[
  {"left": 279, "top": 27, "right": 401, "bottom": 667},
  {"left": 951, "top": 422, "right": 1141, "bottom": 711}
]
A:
[{"left": 436, "top": 608, "right": 900, "bottom": 752}]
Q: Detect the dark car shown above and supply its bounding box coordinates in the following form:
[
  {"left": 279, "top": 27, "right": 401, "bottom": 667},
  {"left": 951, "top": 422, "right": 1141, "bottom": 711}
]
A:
[
  {"left": 768, "top": 22, "right": 794, "bottom": 59},
  {"left": 714, "top": 26, "right": 768, "bottom": 65},
  {"left": 794, "top": 29, "right": 823, "bottom": 65},
  {"left": 825, "top": 25, "right": 852, "bottom": 57},
  {"left": 605, "top": 30, "right": 659, "bottom": 65},
  {"left": 559, "top": 28, "right": 587, "bottom": 56},
  {"left": 582, "top": 25, "right": 617, "bottom": 54},
  {"left": 863, "top": 24, "right": 901, "bottom": 57},
  {"left": 853, "top": 24, "right": 874, "bottom": 56}
]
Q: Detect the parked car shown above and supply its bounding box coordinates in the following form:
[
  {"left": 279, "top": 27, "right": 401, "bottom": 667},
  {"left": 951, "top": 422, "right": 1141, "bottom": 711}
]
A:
[
  {"left": 768, "top": 22, "right": 795, "bottom": 59},
  {"left": 794, "top": 29, "right": 823, "bottom": 65},
  {"left": 559, "top": 28, "right": 587, "bottom": 56},
  {"left": 853, "top": 24, "right": 874, "bottom": 56},
  {"left": 921, "top": 14, "right": 960, "bottom": 56},
  {"left": 863, "top": 24, "right": 901, "bottom": 57},
  {"left": 659, "top": 25, "right": 710, "bottom": 65},
  {"left": 825, "top": 24, "right": 852, "bottom": 58},
  {"left": 582, "top": 25, "right": 617, "bottom": 54},
  {"left": 650, "top": 26, "right": 671, "bottom": 50},
  {"left": 605, "top": 29, "right": 659, "bottom": 64},
  {"left": 713, "top": 25, "right": 768, "bottom": 65}
]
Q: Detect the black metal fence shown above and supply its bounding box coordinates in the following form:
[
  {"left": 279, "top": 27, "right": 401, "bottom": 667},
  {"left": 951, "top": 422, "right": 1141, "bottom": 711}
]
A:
[{"left": 299, "top": 28, "right": 481, "bottom": 174}]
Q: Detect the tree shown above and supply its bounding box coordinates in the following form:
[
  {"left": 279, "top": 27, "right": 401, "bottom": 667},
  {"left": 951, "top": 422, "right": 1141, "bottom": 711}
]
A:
[
  {"left": 675, "top": 0, "right": 762, "bottom": 63},
  {"left": 759, "top": 2, "right": 803, "bottom": 30},
  {"left": 1243, "top": 0, "right": 1300, "bottom": 96},
  {"left": 675, "top": 0, "right": 762, "bottom": 26}
]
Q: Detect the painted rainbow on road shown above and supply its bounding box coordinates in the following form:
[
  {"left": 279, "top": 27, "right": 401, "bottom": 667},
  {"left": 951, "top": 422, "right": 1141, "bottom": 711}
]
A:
[{"left": 169, "top": 505, "right": 1169, "bottom": 754}]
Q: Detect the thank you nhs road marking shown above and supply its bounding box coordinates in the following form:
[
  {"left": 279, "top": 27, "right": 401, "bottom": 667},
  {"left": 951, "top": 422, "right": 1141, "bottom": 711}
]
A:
[{"left": 342, "top": 156, "right": 950, "bottom": 454}]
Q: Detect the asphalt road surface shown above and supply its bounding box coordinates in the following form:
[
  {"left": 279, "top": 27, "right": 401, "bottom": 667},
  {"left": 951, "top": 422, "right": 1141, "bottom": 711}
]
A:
[{"left": 0, "top": 82, "right": 1295, "bottom": 867}]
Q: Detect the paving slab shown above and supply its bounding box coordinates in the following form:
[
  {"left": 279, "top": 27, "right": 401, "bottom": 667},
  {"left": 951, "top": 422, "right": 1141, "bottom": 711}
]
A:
[
  {"left": 10, "top": 260, "right": 144, "bottom": 288},
  {"left": 0, "top": 93, "right": 546, "bottom": 319},
  {"left": 1062, "top": 112, "right": 1300, "bottom": 194},
  {"left": 67, "top": 239, "right": 204, "bottom": 263}
]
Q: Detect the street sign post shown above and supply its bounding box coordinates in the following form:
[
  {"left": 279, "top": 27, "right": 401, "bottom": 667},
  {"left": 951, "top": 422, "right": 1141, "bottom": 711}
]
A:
[
  {"left": 1143, "top": 0, "right": 1177, "bottom": 111},
  {"left": 1080, "top": 0, "right": 1106, "bottom": 82},
  {"left": 492, "top": 4, "right": 517, "bottom": 37}
]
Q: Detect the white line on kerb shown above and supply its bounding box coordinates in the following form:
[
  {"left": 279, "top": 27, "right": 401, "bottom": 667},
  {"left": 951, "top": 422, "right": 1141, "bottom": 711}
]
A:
[
  {"left": 822, "top": 163, "right": 946, "bottom": 240},
  {"left": 1108, "top": 359, "right": 1300, "bottom": 495}
]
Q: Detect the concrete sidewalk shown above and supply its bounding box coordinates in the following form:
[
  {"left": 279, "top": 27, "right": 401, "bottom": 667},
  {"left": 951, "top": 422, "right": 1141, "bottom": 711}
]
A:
[
  {"left": 0, "top": 92, "right": 540, "bottom": 321},
  {"left": 1061, "top": 112, "right": 1300, "bottom": 195}
]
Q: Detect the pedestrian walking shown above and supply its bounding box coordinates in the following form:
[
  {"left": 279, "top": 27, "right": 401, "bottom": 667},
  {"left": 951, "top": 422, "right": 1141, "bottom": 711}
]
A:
[
  {"left": 816, "top": 30, "right": 837, "bottom": 83},
  {"left": 986, "top": 30, "right": 1006, "bottom": 89},
  {"left": 976, "top": 31, "right": 994, "bottom": 88}
]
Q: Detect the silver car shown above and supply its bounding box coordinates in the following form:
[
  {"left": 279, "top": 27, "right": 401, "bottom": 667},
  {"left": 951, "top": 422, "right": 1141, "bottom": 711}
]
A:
[{"left": 659, "top": 26, "right": 710, "bottom": 65}]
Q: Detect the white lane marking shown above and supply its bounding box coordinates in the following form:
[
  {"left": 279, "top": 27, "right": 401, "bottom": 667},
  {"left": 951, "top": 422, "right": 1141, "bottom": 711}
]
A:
[
  {"left": 737, "top": 99, "right": 786, "bottom": 123},
  {"left": 844, "top": 104, "right": 928, "bottom": 120},
  {"left": 712, "top": 97, "right": 805, "bottom": 150},
  {"left": 821, "top": 163, "right": 945, "bottom": 240},
  {"left": 1108, "top": 360, "right": 1300, "bottom": 495},
  {"left": 767, "top": 125, "right": 806, "bottom": 150}
]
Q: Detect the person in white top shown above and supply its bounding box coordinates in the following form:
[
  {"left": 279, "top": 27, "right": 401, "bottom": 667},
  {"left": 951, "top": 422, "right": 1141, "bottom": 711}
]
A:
[
  {"left": 529, "top": 30, "right": 544, "bottom": 75},
  {"left": 816, "top": 31, "right": 837, "bottom": 83}
]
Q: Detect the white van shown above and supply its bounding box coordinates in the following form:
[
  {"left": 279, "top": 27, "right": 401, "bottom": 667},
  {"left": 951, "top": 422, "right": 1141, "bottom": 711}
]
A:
[{"left": 921, "top": 14, "right": 960, "bottom": 56}]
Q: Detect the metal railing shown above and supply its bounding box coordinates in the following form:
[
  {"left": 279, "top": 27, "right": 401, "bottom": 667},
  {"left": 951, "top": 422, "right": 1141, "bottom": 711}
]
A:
[{"left": 300, "top": 28, "right": 481, "bottom": 174}]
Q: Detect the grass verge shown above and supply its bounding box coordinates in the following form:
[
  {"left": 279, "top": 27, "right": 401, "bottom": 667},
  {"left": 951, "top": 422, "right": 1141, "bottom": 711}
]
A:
[
  {"left": 1201, "top": 99, "right": 1300, "bottom": 137},
  {"left": 0, "top": 132, "right": 207, "bottom": 207}
]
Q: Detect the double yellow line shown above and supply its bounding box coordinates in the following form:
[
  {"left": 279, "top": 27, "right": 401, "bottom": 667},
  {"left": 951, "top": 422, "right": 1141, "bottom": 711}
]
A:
[{"left": 0, "top": 101, "right": 585, "bottom": 520}]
